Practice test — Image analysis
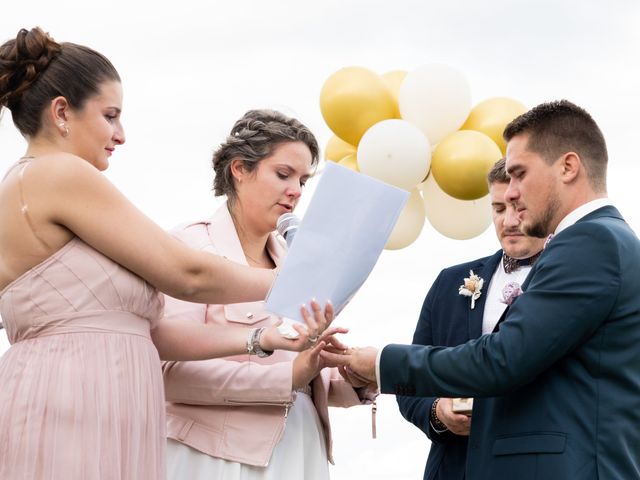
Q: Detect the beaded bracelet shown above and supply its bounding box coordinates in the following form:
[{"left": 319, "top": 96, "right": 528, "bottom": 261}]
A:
[{"left": 430, "top": 398, "right": 449, "bottom": 433}]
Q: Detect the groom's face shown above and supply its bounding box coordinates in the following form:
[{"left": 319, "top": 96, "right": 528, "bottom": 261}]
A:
[{"left": 505, "top": 134, "right": 562, "bottom": 239}]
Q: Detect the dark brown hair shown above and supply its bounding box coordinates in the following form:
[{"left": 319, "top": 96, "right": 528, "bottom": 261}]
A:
[
  {"left": 212, "top": 109, "right": 320, "bottom": 201},
  {"left": 0, "top": 27, "right": 120, "bottom": 137},
  {"left": 487, "top": 157, "right": 509, "bottom": 185},
  {"left": 503, "top": 100, "right": 607, "bottom": 192}
]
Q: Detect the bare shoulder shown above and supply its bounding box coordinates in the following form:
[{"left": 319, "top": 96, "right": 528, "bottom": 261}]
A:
[
  {"left": 27, "top": 154, "right": 121, "bottom": 208},
  {"left": 27, "top": 153, "right": 103, "bottom": 186}
]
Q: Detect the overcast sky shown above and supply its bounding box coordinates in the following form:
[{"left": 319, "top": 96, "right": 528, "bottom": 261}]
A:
[{"left": 2, "top": 2, "right": 640, "bottom": 478}]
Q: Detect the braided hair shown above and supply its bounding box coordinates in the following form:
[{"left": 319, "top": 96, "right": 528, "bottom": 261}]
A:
[{"left": 212, "top": 109, "right": 319, "bottom": 202}]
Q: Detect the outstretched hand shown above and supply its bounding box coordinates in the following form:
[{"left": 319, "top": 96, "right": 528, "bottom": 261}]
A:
[
  {"left": 320, "top": 346, "right": 379, "bottom": 387},
  {"left": 261, "top": 299, "right": 340, "bottom": 352}
]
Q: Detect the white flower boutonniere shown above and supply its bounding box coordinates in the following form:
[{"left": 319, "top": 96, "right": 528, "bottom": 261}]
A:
[{"left": 459, "top": 270, "right": 484, "bottom": 309}]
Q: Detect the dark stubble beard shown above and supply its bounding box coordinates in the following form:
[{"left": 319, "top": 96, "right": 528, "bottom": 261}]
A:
[{"left": 523, "top": 190, "right": 561, "bottom": 238}]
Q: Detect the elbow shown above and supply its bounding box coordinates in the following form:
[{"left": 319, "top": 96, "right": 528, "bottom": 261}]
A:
[{"left": 162, "top": 268, "right": 208, "bottom": 302}]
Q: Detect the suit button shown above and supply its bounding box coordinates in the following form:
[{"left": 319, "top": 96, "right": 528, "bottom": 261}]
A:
[{"left": 246, "top": 313, "right": 254, "bottom": 319}]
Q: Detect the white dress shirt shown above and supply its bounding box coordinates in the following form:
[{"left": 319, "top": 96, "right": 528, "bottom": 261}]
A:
[{"left": 481, "top": 261, "right": 532, "bottom": 334}]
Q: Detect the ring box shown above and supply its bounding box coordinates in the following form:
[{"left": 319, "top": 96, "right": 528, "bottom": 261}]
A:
[{"left": 451, "top": 397, "right": 473, "bottom": 416}]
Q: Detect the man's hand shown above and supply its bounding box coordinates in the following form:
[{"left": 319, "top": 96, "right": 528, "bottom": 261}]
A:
[
  {"left": 436, "top": 397, "right": 471, "bottom": 436},
  {"left": 321, "top": 346, "right": 379, "bottom": 386}
]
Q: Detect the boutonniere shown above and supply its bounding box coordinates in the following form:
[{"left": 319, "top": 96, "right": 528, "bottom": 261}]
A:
[
  {"left": 459, "top": 270, "right": 484, "bottom": 309},
  {"left": 501, "top": 281, "right": 522, "bottom": 306}
]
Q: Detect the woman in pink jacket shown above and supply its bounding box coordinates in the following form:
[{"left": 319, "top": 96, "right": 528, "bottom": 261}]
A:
[{"left": 162, "top": 109, "right": 376, "bottom": 480}]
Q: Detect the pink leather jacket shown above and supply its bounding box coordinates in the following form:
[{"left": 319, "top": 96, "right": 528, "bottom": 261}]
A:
[{"left": 162, "top": 204, "right": 374, "bottom": 467}]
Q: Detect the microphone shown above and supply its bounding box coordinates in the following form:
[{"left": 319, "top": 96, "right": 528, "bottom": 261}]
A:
[{"left": 277, "top": 213, "right": 300, "bottom": 247}]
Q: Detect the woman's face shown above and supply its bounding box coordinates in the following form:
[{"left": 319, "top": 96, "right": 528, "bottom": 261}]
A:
[
  {"left": 233, "top": 141, "right": 314, "bottom": 234},
  {"left": 65, "top": 80, "right": 125, "bottom": 171}
]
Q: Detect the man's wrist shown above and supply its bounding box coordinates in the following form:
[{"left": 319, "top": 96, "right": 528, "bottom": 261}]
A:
[{"left": 430, "top": 398, "right": 449, "bottom": 433}]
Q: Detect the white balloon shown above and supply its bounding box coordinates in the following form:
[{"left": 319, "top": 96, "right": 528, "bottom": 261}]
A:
[
  {"left": 357, "top": 119, "right": 431, "bottom": 191},
  {"left": 385, "top": 189, "right": 426, "bottom": 250},
  {"left": 422, "top": 174, "right": 491, "bottom": 240},
  {"left": 399, "top": 64, "right": 472, "bottom": 145}
]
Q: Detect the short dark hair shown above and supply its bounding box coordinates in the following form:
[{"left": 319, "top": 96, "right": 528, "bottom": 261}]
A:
[
  {"left": 503, "top": 100, "right": 607, "bottom": 192},
  {"left": 487, "top": 157, "right": 509, "bottom": 185},
  {"left": 212, "top": 109, "right": 319, "bottom": 201},
  {"left": 0, "top": 27, "right": 120, "bottom": 137}
]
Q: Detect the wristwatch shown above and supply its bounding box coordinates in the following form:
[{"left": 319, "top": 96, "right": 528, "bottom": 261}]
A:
[{"left": 246, "top": 327, "right": 274, "bottom": 358}]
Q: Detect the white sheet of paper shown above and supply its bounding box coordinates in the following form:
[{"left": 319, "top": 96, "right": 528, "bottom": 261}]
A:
[{"left": 265, "top": 162, "right": 409, "bottom": 323}]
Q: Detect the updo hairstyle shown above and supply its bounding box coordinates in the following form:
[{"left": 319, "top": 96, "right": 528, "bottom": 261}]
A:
[
  {"left": 0, "top": 27, "right": 120, "bottom": 137},
  {"left": 212, "top": 109, "right": 320, "bottom": 201}
]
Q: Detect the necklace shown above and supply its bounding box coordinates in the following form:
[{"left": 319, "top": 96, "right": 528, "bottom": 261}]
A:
[
  {"left": 18, "top": 155, "right": 35, "bottom": 163},
  {"left": 229, "top": 207, "right": 275, "bottom": 268},
  {"left": 243, "top": 250, "right": 274, "bottom": 269}
]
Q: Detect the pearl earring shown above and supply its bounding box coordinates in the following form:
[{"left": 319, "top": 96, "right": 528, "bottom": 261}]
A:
[{"left": 58, "top": 122, "right": 69, "bottom": 137}]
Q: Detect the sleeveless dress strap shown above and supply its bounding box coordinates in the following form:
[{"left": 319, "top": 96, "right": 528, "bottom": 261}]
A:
[
  {"left": 1, "top": 158, "right": 27, "bottom": 182},
  {"left": 14, "top": 159, "right": 51, "bottom": 250}
]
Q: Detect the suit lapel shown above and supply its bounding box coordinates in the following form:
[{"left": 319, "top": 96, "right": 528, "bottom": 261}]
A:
[
  {"left": 468, "top": 250, "right": 503, "bottom": 339},
  {"left": 492, "top": 305, "right": 510, "bottom": 333}
]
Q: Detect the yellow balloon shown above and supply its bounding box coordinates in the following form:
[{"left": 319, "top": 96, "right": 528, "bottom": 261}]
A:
[
  {"left": 320, "top": 66, "right": 396, "bottom": 146},
  {"left": 381, "top": 70, "right": 407, "bottom": 119},
  {"left": 324, "top": 135, "right": 356, "bottom": 162},
  {"left": 337, "top": 153, "right": 360, "bottom": 172},
  {"left": 461, "top": 97, "right": 527, "bottom": 154},
  {"left": 431, "top": 130, "right": 502, "bottom": 201}
]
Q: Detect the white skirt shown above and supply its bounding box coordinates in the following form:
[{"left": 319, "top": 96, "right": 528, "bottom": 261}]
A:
[{"left": 166, "top": 392, "right": 329, "bottom": 480}]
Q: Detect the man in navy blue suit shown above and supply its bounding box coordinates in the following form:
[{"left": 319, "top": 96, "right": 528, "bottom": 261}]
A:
[
  {"left": 325, "top": 100, "right": 640, "bottom": 479},
  {"left": 396, "top": 159, "right": 545, "bottom": 480}
]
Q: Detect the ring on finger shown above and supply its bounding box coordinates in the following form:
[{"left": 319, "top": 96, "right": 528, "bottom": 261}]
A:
[{"left": 308, "top": 335, "right": 319, "bottom": 343}]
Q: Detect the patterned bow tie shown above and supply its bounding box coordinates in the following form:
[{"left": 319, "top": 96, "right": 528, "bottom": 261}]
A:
[{"left": 503, "top": 251, "right": 541, "bottom": 274}]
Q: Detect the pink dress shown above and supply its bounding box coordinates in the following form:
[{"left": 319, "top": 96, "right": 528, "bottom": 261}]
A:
[{"left": 0, "top": 235, "right": 166, "bottom": 478}]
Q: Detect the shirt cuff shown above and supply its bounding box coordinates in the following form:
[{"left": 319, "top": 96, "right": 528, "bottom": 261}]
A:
[{"left": 375, "top": 347, "right": 383, "bottom": 390}]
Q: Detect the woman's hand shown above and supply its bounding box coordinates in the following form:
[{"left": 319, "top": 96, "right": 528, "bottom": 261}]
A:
[
  {"left": 260, "top": 299, "right": 341, "bottom": 352},
  {"left": 290, "top": 326, "right": 354, "bottom": 389},
  {"left": 291, "top": 341, "right": 326, "bottom": 390}
]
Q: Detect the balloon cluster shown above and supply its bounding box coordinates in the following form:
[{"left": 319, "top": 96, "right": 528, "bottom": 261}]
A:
[{"left": 320, "top": 64, "right": 527, "bottom": 249}]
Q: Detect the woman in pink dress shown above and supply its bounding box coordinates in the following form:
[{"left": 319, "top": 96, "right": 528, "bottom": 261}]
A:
[
  {"left": 0, "top": 28, "right": 334, "bottom": 479},
  {"left": 163, "top": 110, "right": 377, "bottom": 480}
]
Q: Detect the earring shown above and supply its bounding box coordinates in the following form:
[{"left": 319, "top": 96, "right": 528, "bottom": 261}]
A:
[{"left": 58, "top": 122, "right": 69, "bottom": 137}]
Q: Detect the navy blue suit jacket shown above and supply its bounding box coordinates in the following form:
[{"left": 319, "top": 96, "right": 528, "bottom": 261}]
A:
[
  {"left": 397, "top": 251, "right": 502, "bottom": 480},
  {"left": 382, "top": 206, "right": 640, "bottom": 479}
]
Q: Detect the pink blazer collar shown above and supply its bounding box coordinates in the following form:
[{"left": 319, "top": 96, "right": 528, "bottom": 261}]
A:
[{"left": 205, "top": 202, "right": 287, "bottom": 267}]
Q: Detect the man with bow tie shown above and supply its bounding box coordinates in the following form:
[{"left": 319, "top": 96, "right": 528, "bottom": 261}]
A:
[
  {"left": 324, "top": 100, "right": 640, "bottom": 479},
  {"left": 396, "top": 158, "right": 545, "bottom": 480}
]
